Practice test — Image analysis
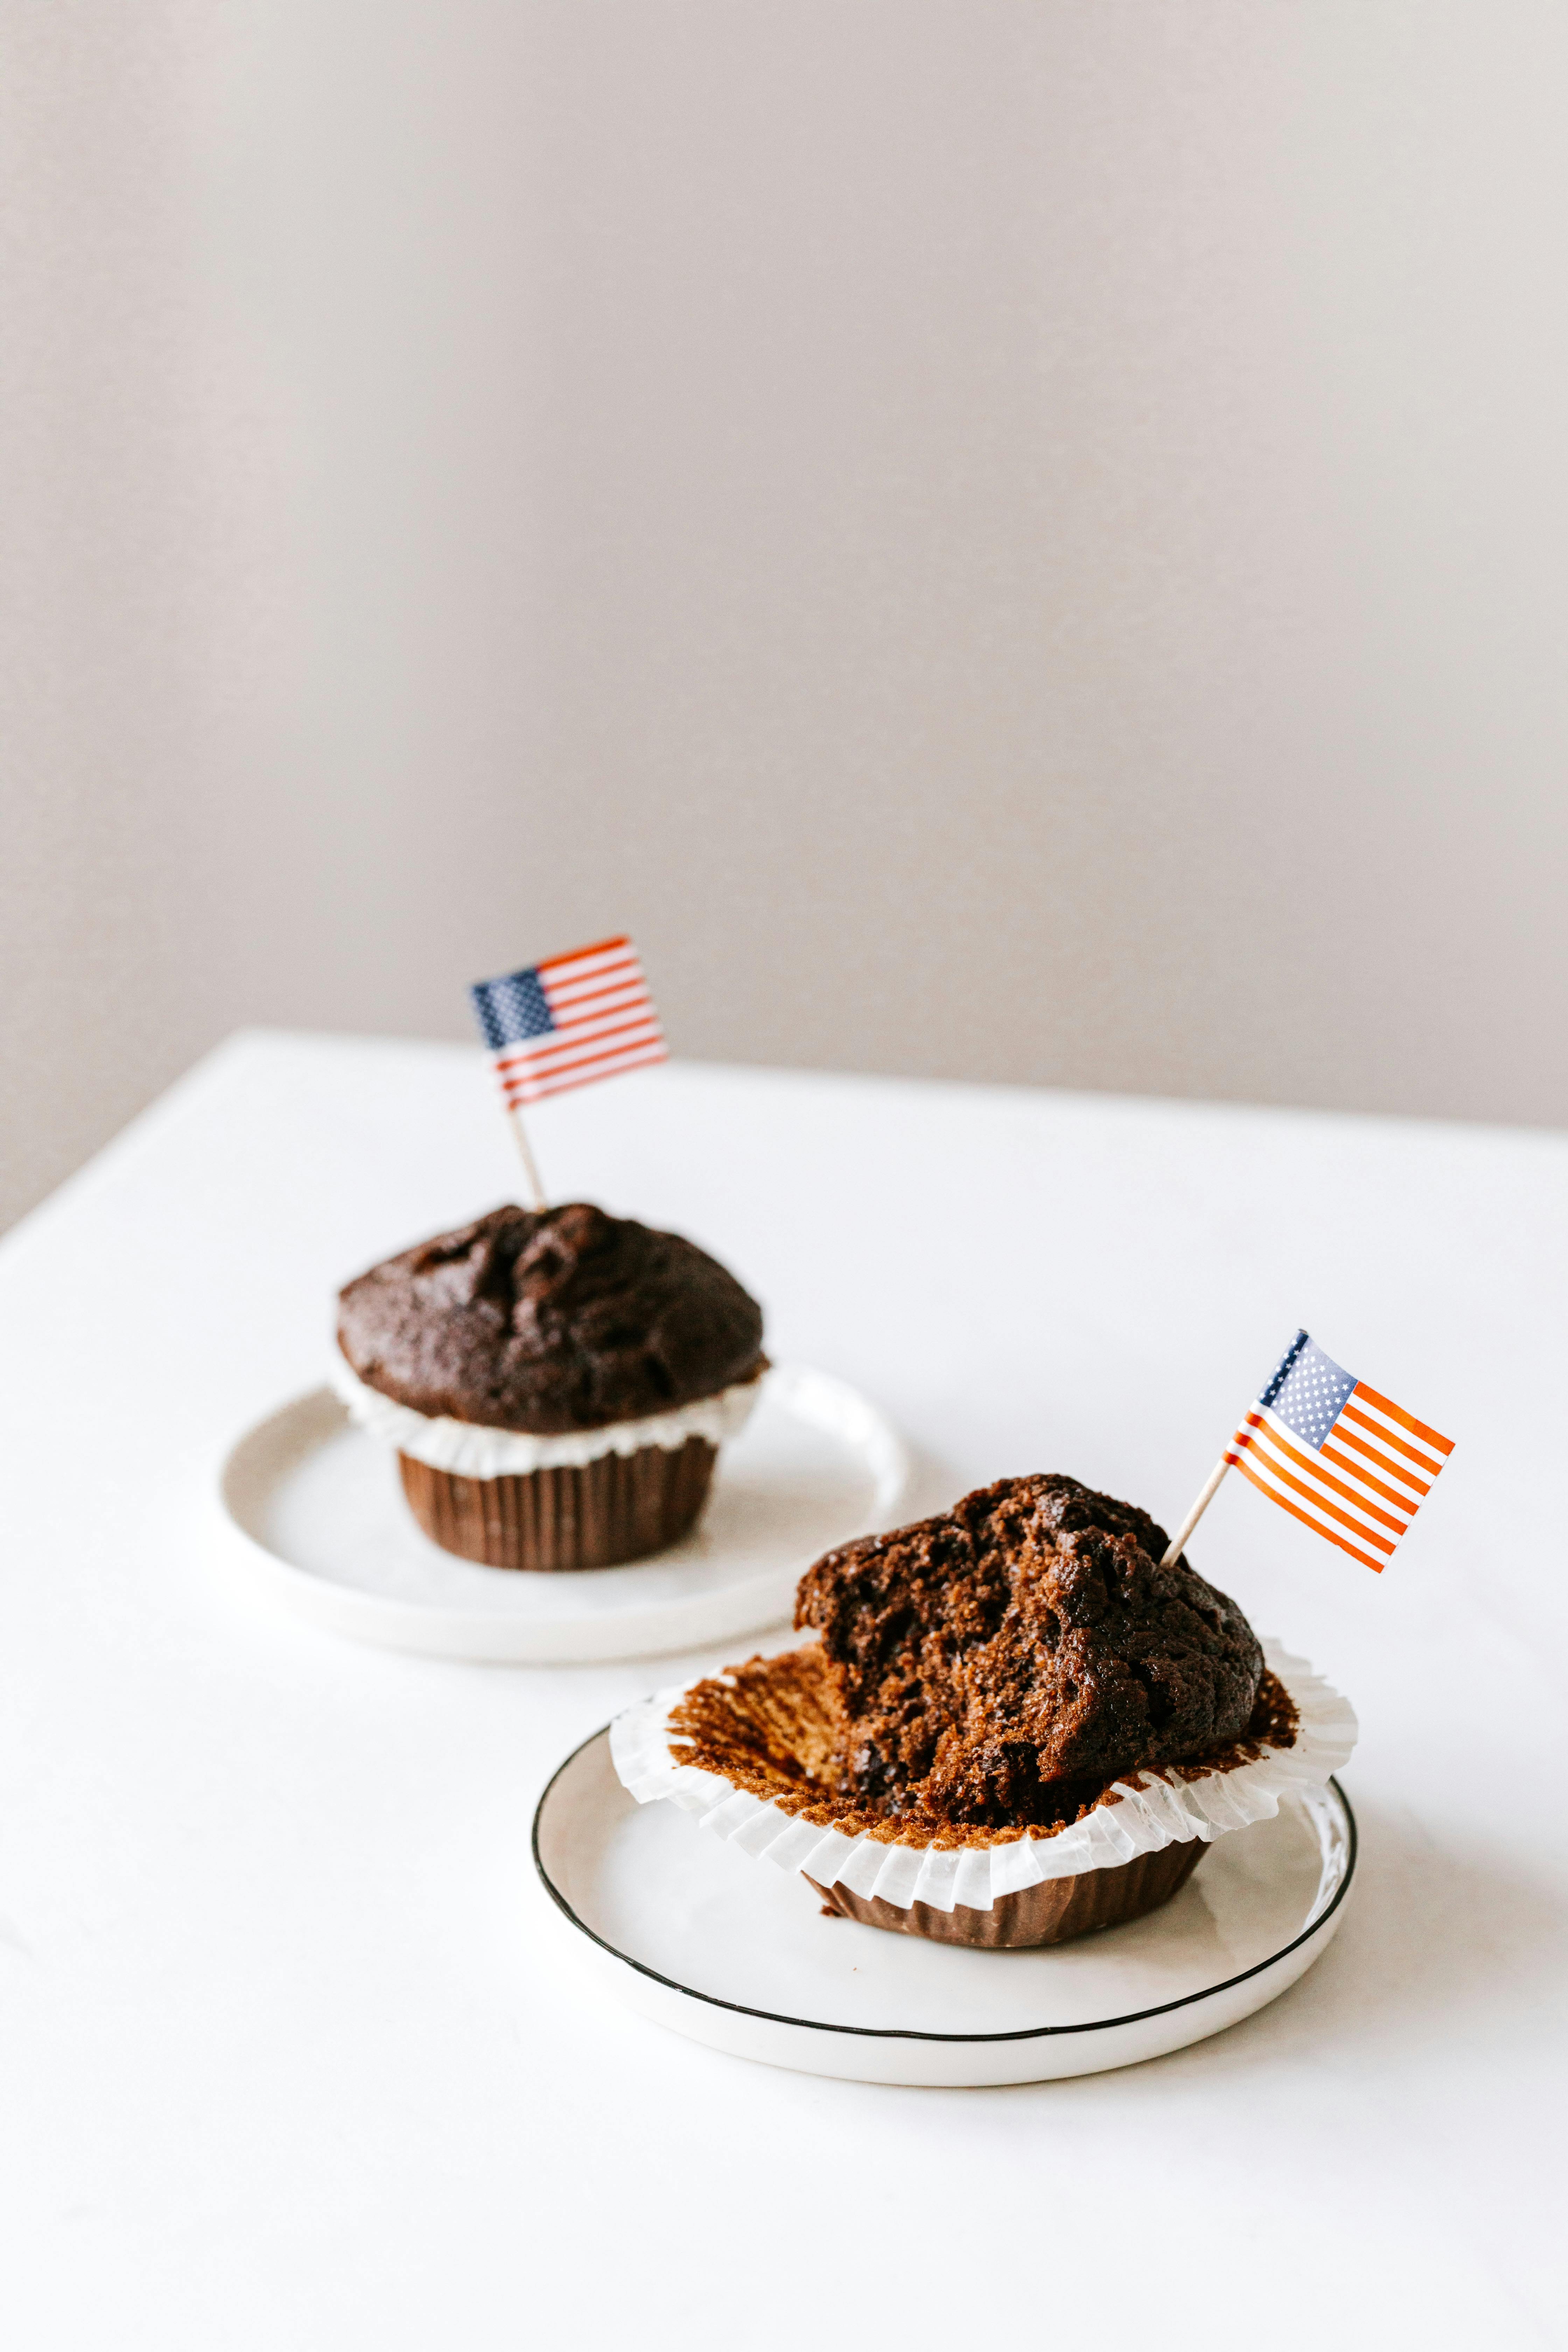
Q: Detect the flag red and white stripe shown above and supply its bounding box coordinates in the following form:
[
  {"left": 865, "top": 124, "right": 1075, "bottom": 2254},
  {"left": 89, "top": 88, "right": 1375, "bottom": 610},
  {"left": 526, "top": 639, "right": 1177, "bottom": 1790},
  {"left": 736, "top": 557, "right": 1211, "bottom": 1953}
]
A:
[
  {"left": 492, "top": 937, "right": 666, "bottom": 1107},
  {"left": 1226, "top": 1366, "right": 1454, "bottom": 1574}
]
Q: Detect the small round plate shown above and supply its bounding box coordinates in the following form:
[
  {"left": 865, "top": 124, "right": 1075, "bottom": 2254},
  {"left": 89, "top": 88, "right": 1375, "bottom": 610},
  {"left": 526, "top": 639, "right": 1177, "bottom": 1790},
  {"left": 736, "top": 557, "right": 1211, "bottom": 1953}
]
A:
[
  {"left": 215, "top": 1364, "right": 909, "bottom": 1664},
  {"left": 532, "top": 1729, "right": 1356, "bottom": 2085}
]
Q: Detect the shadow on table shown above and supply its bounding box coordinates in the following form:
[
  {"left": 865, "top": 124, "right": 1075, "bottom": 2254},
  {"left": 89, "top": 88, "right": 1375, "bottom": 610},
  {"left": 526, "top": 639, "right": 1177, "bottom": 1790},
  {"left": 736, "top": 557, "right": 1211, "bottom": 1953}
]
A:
[
  {"left": 856, "top": 1796, "right": 1567, "bottom": 2106},
  {"left": 1091, "top": 1793, "right": 1567, "bottom": 2087}
]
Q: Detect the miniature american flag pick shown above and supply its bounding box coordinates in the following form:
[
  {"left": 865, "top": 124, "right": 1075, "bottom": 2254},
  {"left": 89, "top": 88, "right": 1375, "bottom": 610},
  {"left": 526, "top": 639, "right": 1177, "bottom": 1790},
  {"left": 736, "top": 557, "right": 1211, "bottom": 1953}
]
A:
[
  {"left": 1160, "top": 1329, "right": 1455, "bottom": 1573},
  {"left": 469, "top": 936, "right": 668, "bottom": 1108},
  {"left": 1225, "top": 1331, "right": 1454, "bottom": 1573}
]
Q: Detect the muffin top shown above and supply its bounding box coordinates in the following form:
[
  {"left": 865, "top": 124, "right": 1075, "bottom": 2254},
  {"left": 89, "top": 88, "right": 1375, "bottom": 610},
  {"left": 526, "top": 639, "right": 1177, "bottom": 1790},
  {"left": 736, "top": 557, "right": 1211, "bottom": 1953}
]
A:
[
  {"left": 795, "top": 1472, "right": 1264, "bottom": 1829},
  {"left": 336, "top": 1202, "right": 765, "bottom": 1435}
]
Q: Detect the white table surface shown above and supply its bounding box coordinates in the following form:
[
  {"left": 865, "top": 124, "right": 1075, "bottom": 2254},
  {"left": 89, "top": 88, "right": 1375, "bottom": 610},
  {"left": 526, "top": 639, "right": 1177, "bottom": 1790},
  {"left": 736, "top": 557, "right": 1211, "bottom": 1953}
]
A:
[{"left": 2, "top": 1032, "right": 1564, "bottom": 2351}]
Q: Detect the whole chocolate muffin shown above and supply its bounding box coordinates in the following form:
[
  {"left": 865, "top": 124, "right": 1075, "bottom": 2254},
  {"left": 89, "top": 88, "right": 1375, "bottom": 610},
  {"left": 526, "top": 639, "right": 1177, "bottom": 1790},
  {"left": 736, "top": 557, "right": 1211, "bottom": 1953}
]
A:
[
  {"left": 337, "top": 1202, "right": 764, "bottom": 1434},
  {"left": 334, "top": 1203, "right": 765, "bottom": 1570},
  {"left": 795, "top": 1472, "right": 1264, "bottom": 1829}
]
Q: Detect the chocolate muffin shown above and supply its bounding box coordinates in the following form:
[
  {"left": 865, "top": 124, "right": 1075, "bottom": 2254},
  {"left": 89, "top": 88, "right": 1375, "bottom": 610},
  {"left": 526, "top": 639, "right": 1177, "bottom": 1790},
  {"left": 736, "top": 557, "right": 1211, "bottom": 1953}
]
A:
[
  {"left": 615, "top": 1476, "right": 1324, "bottom": 1952},
  {"left": 796, "top": 1472, "right": 1264, "bottom": 1830},
  {"left": 334, "top": 1203, "right": 765, "bottom": 1570}
]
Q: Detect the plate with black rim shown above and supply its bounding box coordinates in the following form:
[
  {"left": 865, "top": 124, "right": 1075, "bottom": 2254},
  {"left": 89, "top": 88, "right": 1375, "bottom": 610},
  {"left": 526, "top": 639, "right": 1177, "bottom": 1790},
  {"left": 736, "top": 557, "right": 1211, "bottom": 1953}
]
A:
[{"left": 532, "top": 1726, "right": 1356, "bottom": 2085}]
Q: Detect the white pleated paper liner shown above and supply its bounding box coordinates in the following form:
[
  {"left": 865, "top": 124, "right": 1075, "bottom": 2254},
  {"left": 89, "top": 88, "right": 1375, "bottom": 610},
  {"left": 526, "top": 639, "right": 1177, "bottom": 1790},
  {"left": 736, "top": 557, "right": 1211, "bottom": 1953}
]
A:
[
  {"left": 609, "top": 1639, "right": 1357, "bottom": 1916},
  {"left": 327, "top": 1352, "right": 764, "bottom": 1477}
]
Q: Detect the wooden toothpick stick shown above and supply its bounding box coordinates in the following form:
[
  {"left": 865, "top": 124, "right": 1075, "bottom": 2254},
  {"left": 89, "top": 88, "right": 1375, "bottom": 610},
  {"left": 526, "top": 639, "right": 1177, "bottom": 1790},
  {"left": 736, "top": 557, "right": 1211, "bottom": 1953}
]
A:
[
  {"left": 507, "top": 1107, "right": 548, "bottom": 1213},
  {"left": 1160, "top": 1457, "right": 1230, "bottom": 1567}
]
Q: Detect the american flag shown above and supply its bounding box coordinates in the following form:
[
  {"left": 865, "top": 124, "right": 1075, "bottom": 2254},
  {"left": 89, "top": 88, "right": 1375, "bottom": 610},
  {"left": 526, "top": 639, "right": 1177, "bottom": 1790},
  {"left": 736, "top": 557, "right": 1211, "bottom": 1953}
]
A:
[
  {"left": 1226, "top": 1330, "right": 1454, "bottom": 1573},
  {"left": 468, "top": 936, "right": 667, "bottom": 1107}
]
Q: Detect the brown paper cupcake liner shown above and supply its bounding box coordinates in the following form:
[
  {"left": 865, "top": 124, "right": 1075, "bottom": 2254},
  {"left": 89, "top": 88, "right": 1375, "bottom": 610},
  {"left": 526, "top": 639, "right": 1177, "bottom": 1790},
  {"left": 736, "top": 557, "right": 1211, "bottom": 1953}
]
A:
[
  {"left": 612, "top": 1638, "right": 1357, "bottom": 1950},
  {"left": 806, "top": 1838, "right": 1206, "bottom": 1948},
  {"left": 398, "top": 1436, "right": 717, "bottom": 1571}
]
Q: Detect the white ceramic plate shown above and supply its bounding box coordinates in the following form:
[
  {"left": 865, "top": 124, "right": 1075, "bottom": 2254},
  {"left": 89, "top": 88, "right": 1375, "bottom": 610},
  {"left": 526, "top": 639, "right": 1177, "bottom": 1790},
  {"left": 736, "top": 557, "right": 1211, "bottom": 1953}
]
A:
[
  {"left": 533, "top": 1728, "right": 1356, "bottom": 2085},
  {"left": 215, "top": 1364, "right": 909, "bottom": 1664}
]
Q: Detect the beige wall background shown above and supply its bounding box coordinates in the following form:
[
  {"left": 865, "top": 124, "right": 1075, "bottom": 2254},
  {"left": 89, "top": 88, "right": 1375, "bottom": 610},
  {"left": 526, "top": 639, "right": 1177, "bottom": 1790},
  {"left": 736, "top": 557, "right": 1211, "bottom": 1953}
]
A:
[{"left": 4, "top": 2, "right": 1567, "bottom": 1230}]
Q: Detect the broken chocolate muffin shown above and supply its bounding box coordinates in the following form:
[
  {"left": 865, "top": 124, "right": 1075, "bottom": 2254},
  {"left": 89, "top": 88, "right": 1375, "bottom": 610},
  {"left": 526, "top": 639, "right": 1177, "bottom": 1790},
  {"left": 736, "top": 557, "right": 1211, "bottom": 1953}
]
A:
[{"left": 794, "top": 1472, "right": 1264, "bottom": 1830}]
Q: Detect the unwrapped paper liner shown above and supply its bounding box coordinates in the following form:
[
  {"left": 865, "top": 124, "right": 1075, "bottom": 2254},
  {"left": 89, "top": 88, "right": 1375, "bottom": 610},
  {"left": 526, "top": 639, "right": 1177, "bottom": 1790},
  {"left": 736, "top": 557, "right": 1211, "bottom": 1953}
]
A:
[
  {"left": 610, "top": 1639, "right": 1356, "bottom": 1915},
  {"left": 328, "top": 1353, "right": 764, "bottom": 1478}
]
